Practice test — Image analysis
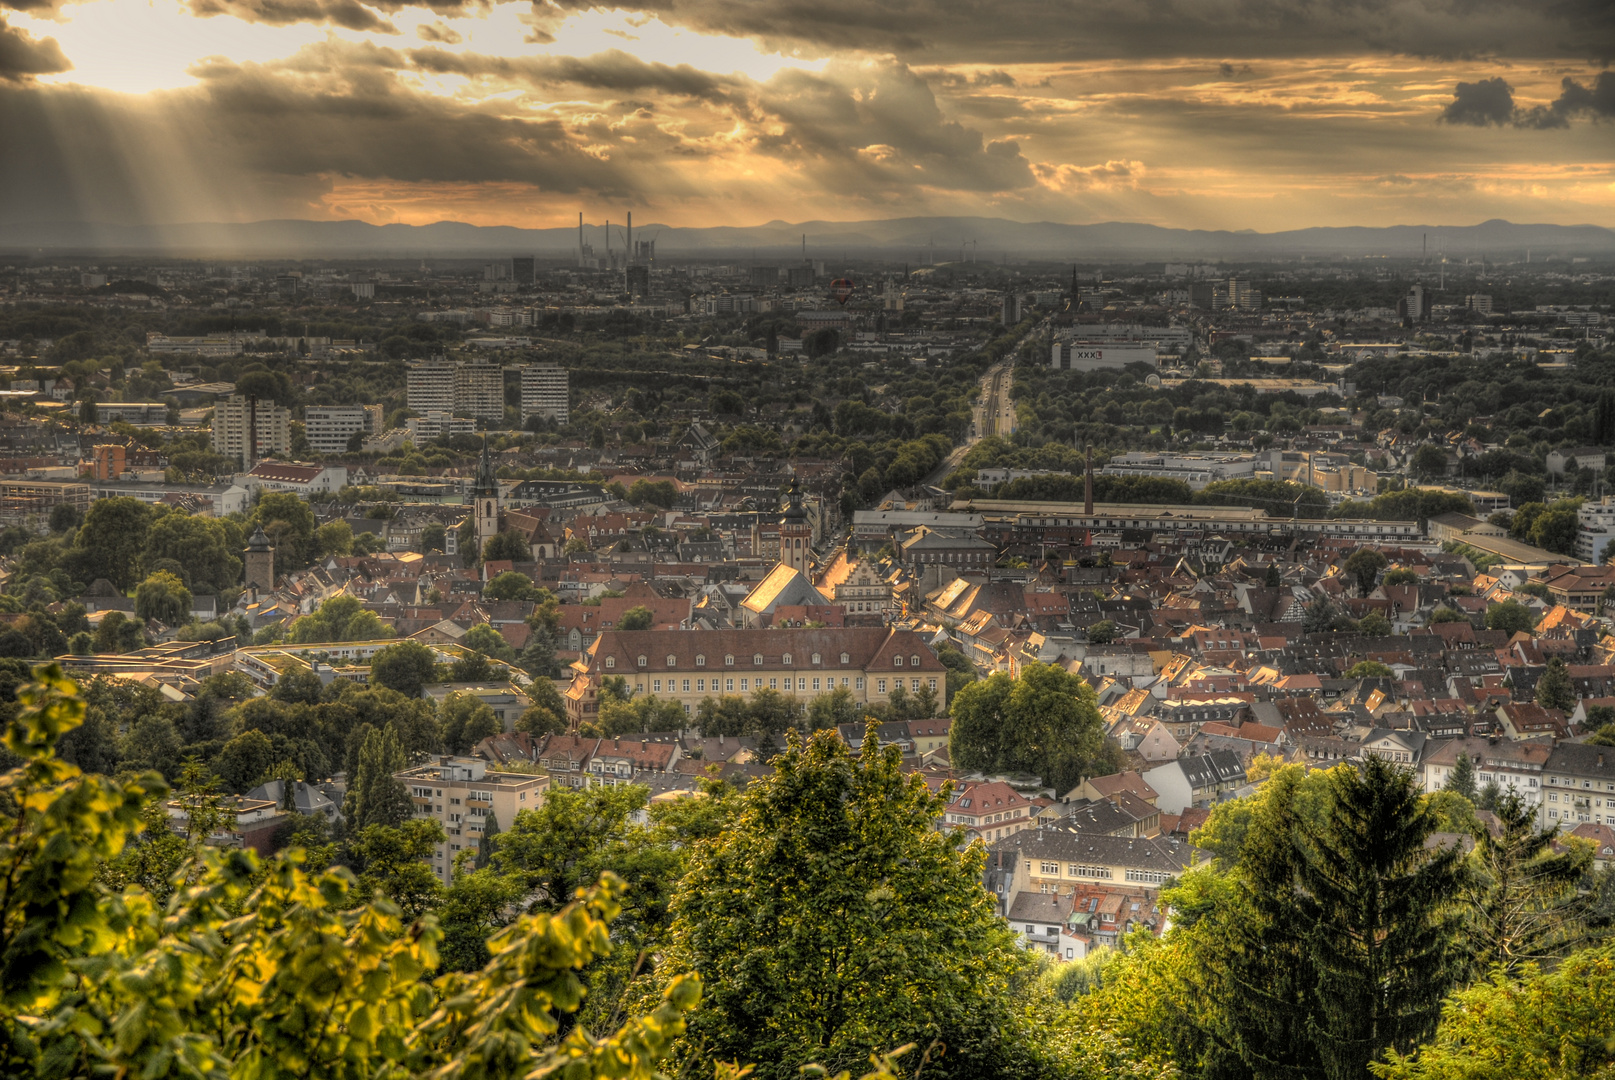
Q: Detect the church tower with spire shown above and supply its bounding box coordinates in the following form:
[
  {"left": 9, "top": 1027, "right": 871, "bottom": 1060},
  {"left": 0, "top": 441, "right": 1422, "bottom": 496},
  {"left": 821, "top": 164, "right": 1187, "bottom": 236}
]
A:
[
  {"left": 473, "top": 436, "right": 501, "bottom": 555},
  {"left": 778, "top": 476, "right": 811, "bottom": 576}
]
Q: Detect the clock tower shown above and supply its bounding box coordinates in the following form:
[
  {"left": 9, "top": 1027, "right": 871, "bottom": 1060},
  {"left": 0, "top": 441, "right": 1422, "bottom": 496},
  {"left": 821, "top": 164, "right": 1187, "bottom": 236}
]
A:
[
  {"left": 779, "top": 476, "right": 811, "bottom": 576},
  {"left": 473, "top": 435, "right": 500, "bottom": 556}
]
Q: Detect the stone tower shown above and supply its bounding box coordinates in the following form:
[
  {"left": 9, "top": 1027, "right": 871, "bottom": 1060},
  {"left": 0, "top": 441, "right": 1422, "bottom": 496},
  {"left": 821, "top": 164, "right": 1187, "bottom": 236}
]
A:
[
  {"left": 778, "top": 476, "right": 811, "bottom": 576},
  {"left": 473, "top": 435, "right": 501, "bottom": 556},
  {"left": 243, "top": 523, "right": 275, "bottom": 590}
]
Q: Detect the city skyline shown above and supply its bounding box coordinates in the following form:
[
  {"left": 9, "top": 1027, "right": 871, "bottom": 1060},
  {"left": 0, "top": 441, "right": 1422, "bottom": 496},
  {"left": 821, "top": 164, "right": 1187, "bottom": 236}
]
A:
[{"left": 1, "top": 0, "right": 1612, "bottom": 234}]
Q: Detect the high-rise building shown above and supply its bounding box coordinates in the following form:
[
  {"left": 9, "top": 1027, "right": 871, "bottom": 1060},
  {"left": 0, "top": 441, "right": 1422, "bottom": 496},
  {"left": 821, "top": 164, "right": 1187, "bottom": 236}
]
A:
[
  {"left": 453, "top": 359, "right": 505, "bottom": 423},
  {"left": 520, "top": 364, "right": 569, "bottom": 425},
  {"left": 1001, "top": 293, "right": 1022, "bottom": 326},
  {"left": 1467, "top": 294, "right": 1493, "bottom": 314},
  {"left": 304, "top": 405, "right": 373, "bottom": 454},
  {"left": 626, "top": 264, "right": 650, "bottom": 298},
  {"left": 90, "top": 443, "right": 125, "bottom": 480},
  {"left": 212, "top": 395, "right": 291, "bottom": 468},
  {"left": 406, "top": 359, "right": 457, "bottom": 415},
  {"left": 512, "top": 257, "right": 535, "bottom": 285},
  {"left": 750, "top": 266, "right": 779, "bottom": 287},
  {"left": 396, "top": 757, "right": 549, "bottom": 886}
]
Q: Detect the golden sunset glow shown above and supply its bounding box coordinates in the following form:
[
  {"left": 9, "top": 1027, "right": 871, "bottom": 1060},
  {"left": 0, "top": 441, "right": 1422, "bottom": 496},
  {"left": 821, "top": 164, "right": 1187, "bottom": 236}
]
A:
[{"left": 2, "top": 0, "right": 1611, "bottom": 232}]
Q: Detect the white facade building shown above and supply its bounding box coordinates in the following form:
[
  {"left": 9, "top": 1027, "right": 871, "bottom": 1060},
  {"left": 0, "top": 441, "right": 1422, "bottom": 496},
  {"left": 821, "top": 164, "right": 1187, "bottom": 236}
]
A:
[
  {"left": 211, "top": 394, "right": 291, "bottom": 467},
  {"left": 520, "top": 364, "right": 569, "bottom": 425},
  {"left": 303, "top": 405, "right": 378, "bottom": 455}
]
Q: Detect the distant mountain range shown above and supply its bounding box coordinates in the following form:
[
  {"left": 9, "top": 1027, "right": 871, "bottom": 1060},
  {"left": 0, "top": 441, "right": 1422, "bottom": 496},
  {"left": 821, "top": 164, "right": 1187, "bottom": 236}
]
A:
[{"left": 2, "top": 216, "right": 1611, "bottom": 261}]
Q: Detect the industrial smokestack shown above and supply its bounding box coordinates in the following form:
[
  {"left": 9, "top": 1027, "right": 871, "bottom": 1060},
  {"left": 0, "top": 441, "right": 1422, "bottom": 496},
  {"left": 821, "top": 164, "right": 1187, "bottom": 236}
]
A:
[
  {"left": 578, "top": 212, "right": 584, "bottom": 268},
  {"left": 627, "top": 211, "right": 632, "bottom": 263}
]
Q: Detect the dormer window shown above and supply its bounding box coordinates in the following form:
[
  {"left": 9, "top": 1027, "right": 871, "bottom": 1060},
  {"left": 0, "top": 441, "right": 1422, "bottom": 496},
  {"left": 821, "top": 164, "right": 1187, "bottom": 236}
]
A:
[
  {"left": 696, "top": 655, "right": 706, "bottom": 667},
  {"left": 637, "top": 655, "right": 647, "bottom": 668},
  {"left": 753, "top": 654, "right": 763, "bottom": 665},
  {"left": 725, "top": 654, "right": 734, "bottom": 666},
  {"left": 812, "top": 653, "right": 821, "bottom": 664},
  {"left": 895, "top": 655, "right": 904, "bottom": 667},
  {"left": 783, "top": 653, "right": 793, "bottom": 666},
  {"left": 911, "top": 655, "right": 921, "bottom": 666},
  {"left": 841, "top": 652, "right": 849, "bottom": 664},
  {"left": 604, "top": 657, "right": 615, "bottom": 669},
  {"left": 666, "top": 654, "right": 677, "bottom": 667}
]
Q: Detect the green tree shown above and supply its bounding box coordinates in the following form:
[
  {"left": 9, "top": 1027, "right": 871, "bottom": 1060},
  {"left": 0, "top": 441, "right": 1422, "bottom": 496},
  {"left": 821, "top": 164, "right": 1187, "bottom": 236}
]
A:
[
  {"left": 441, "top": 691, "right": 503, "bottom": 754},
  {"left": 484, "top": 570, "right": 541, "bottom": 601},
  {"left": 462, "top": 623, "right": 514, "bottom": 662},
  {"left": 0, "top": 664, "right": 706, "bottom": 1080},
  {"left": 450, "top": 649, "right": 496, "bottom": 683},
  {"left": 246, "top": 491, "right": 319, "bottom": 571},
  {"left": 1372, "top": 942, "right": 1615, "bottom": 1080},
  {"left": 617, "top": 605, "right": 654, "bottom": 631},
  {"left": 1344, "top": 547, "right": 1389, "bottom": 596},
  {"left": 1429, "top": 607, "right": 1468, "bottom": 624},
  {"left": 1086, "top": 619, "right": 1118, "bottom": 644},
  {"left": 1383, "top": 567, "right": 1420, "bottom": 587},
  {"left": 1346, "top": 660, "right": 1395, "bottom": 678},
  {"left": 215, "top": 728, "right": 276, "bottom": 793},
  {"left": 1445, "top": 752, "right": 1478, "bottom": 801},
  {"left": 1485, "top": 598, "right": 1536, "bottom": 635},
  {"left": 949, "top": 662, "right": 1107, "bottom": 793},
  {"left": 369, "top": 639, "right": 439, "bottom": 697},
  {"left": 1298, "top": 756, "right": 1467, "bottom": 1080},
  {"left": 288, "top": 594, "right": 391, "bottom": 643},
  {"left": 806, "top": 684, "right": 864, "bottom": 729},
  {"left": 344, "top": 724, "right": 416, "bottom": 830},
  {"left": 74, "top": 496, "right": 153, "bottom": 589},
  {"left": 1358, "top": 610, "right": 1393, "bottom": 636},
  {"left": 481, "top": 530, "right": 531, "bottom": 564},
  {"left": 348, "top": 818, "right": 447, "bottom": 922},
  {"left": 658, "top": 729, "right": 1034, "bottom": 1080},
  {"left": 315, "top": 519, "right": 354, "bottom": 557},
  {"left": 133, "top": 569, "right": 192, "bottom": 625},
  {"left": 1465, "top": 790, "right": 1592, "bottom": 977},
  {"left": 1535, "top": 655, "right": 1576, "bottom": 712},
  {"left": 141, "top": 510, "right": 242, "bottom": 592},
  {"left": 1411, "top": 444, "right": 1449, "bottom": 480}
]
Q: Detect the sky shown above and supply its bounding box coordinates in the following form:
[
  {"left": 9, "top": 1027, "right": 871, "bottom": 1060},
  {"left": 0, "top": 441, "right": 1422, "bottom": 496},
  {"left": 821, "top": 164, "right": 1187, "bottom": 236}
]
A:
[{"left": 0, "top": 0, "right": 1612, "bottom": 233}]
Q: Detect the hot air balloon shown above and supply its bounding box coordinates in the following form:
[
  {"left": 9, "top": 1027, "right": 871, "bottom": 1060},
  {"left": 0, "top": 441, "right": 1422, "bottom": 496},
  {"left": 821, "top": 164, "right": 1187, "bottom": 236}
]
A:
[{"left": 830, "top": 278, "right": 854, "bottom": 305}]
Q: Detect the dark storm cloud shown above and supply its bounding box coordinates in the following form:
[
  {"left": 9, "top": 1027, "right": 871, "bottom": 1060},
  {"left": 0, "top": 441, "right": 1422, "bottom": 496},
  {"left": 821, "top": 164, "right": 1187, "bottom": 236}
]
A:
[
  {"left": 1516, "top": 71, "right": 1615, "bottom": 127},
  {"left": 407, "top": 45, "right": 737, "bottom": 101},
  {"left": 184, "top": 48, "right": 637, "bottom": 186},
  {"left": 0, "top": 15, "right": 68, "bottom": 80},
  {"left": 1440, "top": 71, "right": 1615, "bottom": 128},
  {"left": 1439, "top": 76, "right": 1516, "bottom": 125},
  {"left": 529, "top": 0, "right": 1614, "bottom": 63}
]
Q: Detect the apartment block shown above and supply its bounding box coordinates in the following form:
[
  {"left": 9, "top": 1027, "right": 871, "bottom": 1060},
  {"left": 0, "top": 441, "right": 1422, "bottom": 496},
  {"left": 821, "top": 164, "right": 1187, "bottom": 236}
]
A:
[
  {"left": 211, "top": 394, "right": 291, "bottom": 466},
  {"left": 521, "top": 364, "right": 569, "bottom": 425},
  {"left": 303, "top": 405, "right": 375, "bottom": 454},
  {"left": 406, "top": 358, "right": 457, "bottom": 414},
  {"left": 397, "top": 756, "right": 549, "bottom": 886},
  {"left": 454, "top": 359, "right": 506, "bottom": 422}
]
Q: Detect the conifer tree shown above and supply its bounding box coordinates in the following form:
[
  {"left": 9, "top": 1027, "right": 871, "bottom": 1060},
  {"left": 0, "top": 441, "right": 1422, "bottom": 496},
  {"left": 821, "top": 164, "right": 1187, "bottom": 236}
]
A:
[
  {"left": 1535, "top": 656, "right": 1576, "bottom": 712},
  {"left": 1444, "top": 752, "right": 1477, "bottom": 801},
  {"left": 1298, "top": 756, "right": 1467, "bottom": 1080},
  {"left": 345, "top": 725, "right": 415, "bottom": 830},
  {"left": 1466, "top": 790, "right": 1591, "bottom": 976}
]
